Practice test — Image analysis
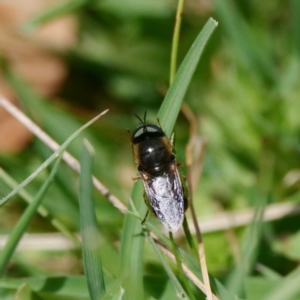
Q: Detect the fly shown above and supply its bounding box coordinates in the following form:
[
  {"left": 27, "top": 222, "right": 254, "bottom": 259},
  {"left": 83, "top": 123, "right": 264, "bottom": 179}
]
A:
[{"left": 128, "top": 112, "right": 188, "bottom": 232}]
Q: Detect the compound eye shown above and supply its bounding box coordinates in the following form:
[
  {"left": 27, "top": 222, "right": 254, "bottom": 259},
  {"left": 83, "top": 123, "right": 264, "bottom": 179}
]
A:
[
  {"left": 133, "top": 127, "right": 145, "bottom": 139},
  {"left": 145, "top": 125, "right": 162, "bottom": 133},
  {"left": 133, "top": 125, "right": 162, "bottom": 138}
]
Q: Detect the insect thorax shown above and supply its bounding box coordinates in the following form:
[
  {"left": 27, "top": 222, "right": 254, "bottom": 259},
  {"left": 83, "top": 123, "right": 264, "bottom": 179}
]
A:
[{"left": 134, "top": 136, "right": 174, "bottom": 175}]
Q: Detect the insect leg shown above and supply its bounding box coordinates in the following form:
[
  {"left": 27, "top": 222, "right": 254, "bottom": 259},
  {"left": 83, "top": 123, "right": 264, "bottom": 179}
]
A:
[
  {"left": 180, "top": 170, "right": 189, "bottom": 212},
  {"left": 143, "top": 189, "right": 157, "bottom": 216},
  {"left": 157, "top": 117, "right": 174, "bottom": 150},
  {"left": 156, "top": 117, "right": 162, "bottom": 128},
  {"left": 141, "top": 210, "right": 149, "bottom": 225},
  {"left": 126, "top": 129, "right": 135, "bottom": 159},
  {"left": 183, "top": 197, "right": 189, "bottom": 212}
]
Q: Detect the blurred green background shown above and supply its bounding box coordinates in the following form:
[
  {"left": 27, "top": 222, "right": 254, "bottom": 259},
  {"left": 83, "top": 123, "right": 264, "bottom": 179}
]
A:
[{"left": 0, "top": 0, "right": 300, "bottom": 289}]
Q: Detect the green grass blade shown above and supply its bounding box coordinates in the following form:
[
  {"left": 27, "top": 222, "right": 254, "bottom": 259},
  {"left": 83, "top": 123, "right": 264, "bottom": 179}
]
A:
[
  {"left": 225, "top": 193, "right": 266, "bottom": 297},
  {"left": 145, "top": 221, "right": 234, "bottom": 299},
  {"left": 120, "top": 17, "right": 217, "bottom": 300},
  {"left": 256, "top": 264, "right": 282, "bottom": 280},
  {"left": 158, "top": 17, "right": 218, "bottom": 138},
  {"left": 120, "top": 181, "right": 145, "bottom": 300},
  {"left": 14, "top": 283, "right": 34, "bottom": 300},
  {"left": 0, "top": 168, "right": 80, "bottom": 246},
  {"left": 0, "top": 109, "right": 108, "bottom": 207},
  {"left": 214, "top": 0, "right": 275, "bottom": 84},
  {"left": 0, "top": 155, "right": 62, "bottom": 277},
  {"left": 169, "top": 232, "right": 195, "bottom": 300},
  {"left": 182, "top": 217, "right": 199, "bottom": 264},
  {"left": 262, "top": 267, "right": 300, "bottom": 300},
  {"left": 0, "top": 276, "right": 88, "bottom": 297},
  {"left": 147, "top": 233, "right": 188, "bottom": 299},
  {"left": 79, "top": 140, "right": 106, "bottom": 299},
  {"left": 290, "top": 0, "right": 300, "bottom": 53},
  {"left": 101, "top": 277, "right": 124, "bottom": 300},
  {"left": 122, "top": 195, "right": 232, "bottom": 299},
  {"left": 169, "top": 0, "right": 186, "bottom": 84}
]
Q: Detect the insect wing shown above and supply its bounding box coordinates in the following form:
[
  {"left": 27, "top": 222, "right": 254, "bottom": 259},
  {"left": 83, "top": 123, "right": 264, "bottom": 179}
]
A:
[{"left": 141, "top": 167, "right": 184, "bottom": 232}]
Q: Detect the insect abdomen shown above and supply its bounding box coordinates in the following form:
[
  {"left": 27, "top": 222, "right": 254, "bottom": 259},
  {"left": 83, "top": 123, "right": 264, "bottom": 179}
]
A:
[{"left": 142, "top": 170, "right": 185, "bottom": 232}]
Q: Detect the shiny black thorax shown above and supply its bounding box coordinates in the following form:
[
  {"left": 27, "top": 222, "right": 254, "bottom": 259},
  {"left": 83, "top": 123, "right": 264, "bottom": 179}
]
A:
[
  {"left": 132, "top": 125, "right": 174, "bottom": 176},
  {"left": 136, "top": 137, "right": 174, "bottom": 176}
]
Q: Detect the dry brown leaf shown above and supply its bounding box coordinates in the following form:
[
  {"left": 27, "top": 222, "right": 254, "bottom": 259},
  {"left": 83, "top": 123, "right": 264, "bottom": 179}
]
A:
[
  {"left": 0, "top": 0, "right": 77, "bottom": 154},
  {"left": 0, "top": 110, "right": 33, "bottom": 154}
]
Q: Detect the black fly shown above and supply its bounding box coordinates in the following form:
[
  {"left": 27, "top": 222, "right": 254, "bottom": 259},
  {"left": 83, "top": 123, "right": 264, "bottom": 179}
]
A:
[{"left": 128, "top": 112, "right": 188, "bottom": 232}]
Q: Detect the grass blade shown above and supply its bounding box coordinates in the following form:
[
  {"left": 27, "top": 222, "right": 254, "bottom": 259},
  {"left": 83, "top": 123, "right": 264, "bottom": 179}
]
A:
[
  {"left": 120, "top": 181, "right": 145, "bottom": 300},
  {"left": 0, "top": 168, "right": 80, "bottom": 246},
  {"left": 290, "top": 0, "right": 300, "bottom": 53},
  {"left": 121, "top": 16, "right": 217, "bottom": 300},
  {"left": 170, "top": 0, "right": 186, "bottom": 84},
  {"left": 79, "top": 140, "right": 106, "bottom": 299},
  {"left": 214, "top": 0, "right": 275, "bottom": 84},
  {"left": 0, "top": 276, "right": 88, "bottom": 297},
  {"left": 158, "top": 17, "right": 218, "bottom": 138},
  {"left": 146, "top": 222, "right": 230, "bottom": 300},
  {"left": 169, "top": 232, "right": 195, "bottom": 299},
  {"left": 262, "top": 267, "right": 300, "bottom": 300},
  {"left": 101, "top": 277, "right": 125, "bottom": 300},
  {"left": 225, "top": 193, "right": 266, "bottom": 297},
  {"left": 0, "top": 105, "right": 108, "bottom": 207},
  {"left": 0, "top": 155, "right": 62, "bottom": 276},
  {"left": 14, "top": 283, "right": 34, "bottom": 300},
  {"left": 147, "top": 233, "right": 188, "bottom": 299}
]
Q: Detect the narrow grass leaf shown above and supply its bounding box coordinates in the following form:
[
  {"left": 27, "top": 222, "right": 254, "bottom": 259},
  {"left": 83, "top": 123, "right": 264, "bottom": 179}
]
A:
[
  {"left": 147, "top": 234, "right": 188, "bottom": 299},
  {"left": 0, "top": 276, "right": 88, "bottom": 297},
  {"left": 120, "top": 180, "right": 146, "bottom": 300},
  {"left": 0, "top": 168, "right": 80, "bottom": 246},
  {"left": 158, "top": 17, "right": 217, "bottom": 138},
  {"left": 79, "top": 140, "right": 106, "bottom": 299},
  {"left": 256, "top": 264, "right": 282, "bottom": 280},
  {"left": 226, "top": 192, "right": 266, "bottom": 297},
  {"left": 290, "top": 0, "right": 300, "bottom": 53},
  {"left": 146, "top": 222, "right": 233, "bottom": 299},
  {"left": 0, "top": 155, "right": 62, "bottom": 277},
  {"left": 14, "top": 283, "right": 34, "bottom": 300},
  {"left": 0, "top": 109, "right": 108, "bottom": 207},
  {"left": 214, "top": 0, "right": 275, "bottom": 84},
  {"left": 245, "top": 277, "right": 279, "bottom": 300},
  {"left": 34, "top": 295, "right": 88, "bottom": 300},
  {"left": 262, "top": 267, "right": 300, "bottom": 300},
  {"left": 101, "top": 277, "right": 125, "bottom": 300},
  {"left": 182, "top": 218, "right": 199, "bottom": 265},
  {"left": 169, "top": 232, "right": 195, "bottom": 300},
  {"left": 121, "top": 16, "right": 217, "bottom": 300}
]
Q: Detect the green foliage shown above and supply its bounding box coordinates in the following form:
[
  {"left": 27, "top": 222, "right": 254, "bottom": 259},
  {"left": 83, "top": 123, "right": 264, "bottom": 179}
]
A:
[
  {"left": 0, "top": 155, "right": 62, "bottom": 276},
  {"left": 1, "top": 0, "right": 300, "bottom": 299},
  {"left": 79, "top": 141, "right": 106, "bottom": 299},
  {"left": 158, "top": 18, "right": 217, "bottom": 138}
]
